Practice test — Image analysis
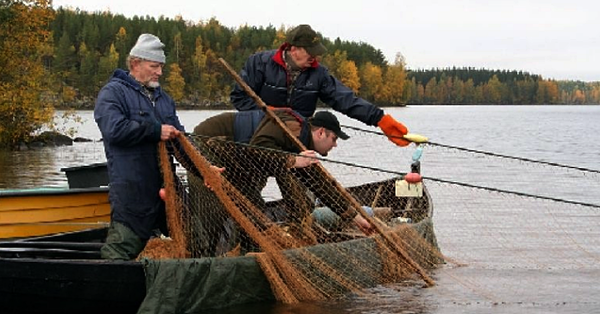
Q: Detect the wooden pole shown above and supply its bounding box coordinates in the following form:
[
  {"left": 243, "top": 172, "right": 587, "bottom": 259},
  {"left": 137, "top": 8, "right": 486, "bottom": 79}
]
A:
[{"left": 218, "top": 57, "right": 434, "bottom": 286}]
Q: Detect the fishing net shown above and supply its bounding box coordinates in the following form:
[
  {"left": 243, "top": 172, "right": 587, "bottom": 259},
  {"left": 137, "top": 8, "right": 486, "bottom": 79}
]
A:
[
  {"left": 328, "top": 125, "right": 600, "bottom": 313},
  {"left": 138, "top": 111, "right": 600, "bottom": 312},
  {"left": 140, "top": 128, "right": 443, "bottom": 304}
]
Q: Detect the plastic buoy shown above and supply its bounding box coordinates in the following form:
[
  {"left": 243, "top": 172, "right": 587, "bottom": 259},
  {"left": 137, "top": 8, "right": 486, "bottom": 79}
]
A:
[
  {"left": 412, "top": 145, "right": 423, "bottom": 162},
  {"left": 403, "top": 133, "right": 429, "bottom": 144},
  {"left": 404, "top": 172, "right": 422, "bottom": 183}
]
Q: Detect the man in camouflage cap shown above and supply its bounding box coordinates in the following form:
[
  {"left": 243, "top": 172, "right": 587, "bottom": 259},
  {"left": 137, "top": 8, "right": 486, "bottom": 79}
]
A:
[
  {"left": 231, "top": 24, "right": 411, "bottom": 147},
  {"left": 284, "top": 24, "right": 327, "bottom": 66}
]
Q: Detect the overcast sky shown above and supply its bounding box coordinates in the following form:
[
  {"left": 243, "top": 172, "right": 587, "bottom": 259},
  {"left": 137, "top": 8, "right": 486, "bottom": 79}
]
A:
[{"left": 53, "top": 0, "right": 599, "bottom": 82}]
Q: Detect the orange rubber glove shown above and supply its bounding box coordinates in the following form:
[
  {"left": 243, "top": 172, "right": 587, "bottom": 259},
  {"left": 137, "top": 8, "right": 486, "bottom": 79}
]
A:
[{"left": 377, "top": 114, "right": 410, "bottom": 147}]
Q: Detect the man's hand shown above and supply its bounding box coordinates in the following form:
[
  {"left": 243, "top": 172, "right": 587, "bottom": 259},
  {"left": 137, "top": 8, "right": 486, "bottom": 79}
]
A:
[
  {"left": 354, "top": 214, "right": 374, "bottom": 235},
  {"left": 161, "top": 124, "right": 180, "bottom": 141},
  {"left": 293, "top": 150, "right": 318, "bottom": 168},
  {"left": 377, "top": 114, "right": 410, "bottom": 147},
  {"left": 204, "top": 166, "right": 225, "bottom": 190}
]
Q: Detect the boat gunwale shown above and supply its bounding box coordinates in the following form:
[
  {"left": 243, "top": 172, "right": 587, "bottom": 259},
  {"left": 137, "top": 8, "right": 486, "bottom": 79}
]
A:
[{"left": 0, "top": 186, "right": 109, "bottom": 198}]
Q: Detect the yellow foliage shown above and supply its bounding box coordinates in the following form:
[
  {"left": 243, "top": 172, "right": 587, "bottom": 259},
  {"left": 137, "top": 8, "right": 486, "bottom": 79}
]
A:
[
  {"left": 61, "top": 86, "right": 77, "bottom": 103},
  {"left": 322, "top": 50, "right": 361, "bottom": 93},
  {"left": 193, "top": 36, "right": 208, "bottom": 70},
  {"left": 359, "top": 62, "right": 384, "bottom": 101},
  {"left": 573, "top": 89, "right": 586, "bottom": 104},
  {"left": 117, "top": 27, "right": 127, "bottom": 40},
  {"left": 337, "top": 59, "right": 360, "bottom": 93},
  {"left": 0, "top": 0, "right": 55, "bottom": 149},
  {"left": 381, "top": 64, "right": 407, "bottom": 105},
  {"left": 272, "top": 26, "right": 287, "bottom": 48},
  {"left": 485, "top": 75, "right": 502, "bottom": 104},
  {"left": 165, "top": 63, "right": 186, "bottom": 102}
]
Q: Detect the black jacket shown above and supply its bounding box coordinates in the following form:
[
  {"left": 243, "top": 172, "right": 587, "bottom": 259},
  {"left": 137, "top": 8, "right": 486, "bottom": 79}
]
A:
[{"left": 231, "top": 44, "right": 384, "bottom": 126}]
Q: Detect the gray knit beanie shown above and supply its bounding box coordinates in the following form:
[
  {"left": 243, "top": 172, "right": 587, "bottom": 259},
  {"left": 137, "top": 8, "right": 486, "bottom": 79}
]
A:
[{"left": 129, "top": 33, "right": 166, "bottom": 63}]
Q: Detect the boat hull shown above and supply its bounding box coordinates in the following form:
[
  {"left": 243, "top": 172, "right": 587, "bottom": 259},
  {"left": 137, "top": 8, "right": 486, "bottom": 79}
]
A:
[
  {"left": 0, "top": 187, "right": 110, "bottom": 239},
  {"left": 0, "top": 178, "right": 437, "bottom": 313},
  {"left": 0, "top": 258, "right": 144, "bottom": 314}
]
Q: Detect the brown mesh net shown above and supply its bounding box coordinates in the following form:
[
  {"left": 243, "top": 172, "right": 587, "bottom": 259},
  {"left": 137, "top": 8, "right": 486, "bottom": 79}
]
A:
[{"left": 141, "top": 131, "right": 442, "bottom": 304}]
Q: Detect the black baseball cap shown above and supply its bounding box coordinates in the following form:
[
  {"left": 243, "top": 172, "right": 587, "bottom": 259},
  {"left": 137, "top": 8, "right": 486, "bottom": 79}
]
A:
[
  {"left": 309, "top": 111, "right": 349, "bottom": 140},
  {"left": 286, "top": 24, "right": 327, "bottom": 56}
]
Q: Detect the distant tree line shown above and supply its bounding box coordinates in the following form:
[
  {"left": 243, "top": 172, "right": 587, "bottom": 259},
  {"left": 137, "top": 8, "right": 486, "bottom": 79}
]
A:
[
  {"left": 406, "top": 68, "right": 599, "bottom": 105},
  {"left": 1, "top": 0, "right": 598, "bottom": 149},
  {"left": 44, "top": 6, "right": 600, "bottom": 108},
  {"left": 47, "top": 7, "right": 405, "bottom": 109}
]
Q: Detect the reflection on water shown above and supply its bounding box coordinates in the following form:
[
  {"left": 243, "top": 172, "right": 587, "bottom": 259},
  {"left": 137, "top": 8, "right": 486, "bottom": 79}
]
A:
[{"left": 0, "top": 141, "right": 106, "bottom": 189}]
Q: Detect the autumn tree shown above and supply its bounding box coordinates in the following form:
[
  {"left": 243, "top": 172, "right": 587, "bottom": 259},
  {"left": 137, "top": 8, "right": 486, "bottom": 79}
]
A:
[
  {"left": 424, "top": 77, "right": 438, "bottom": 104},
  {"left": 190, "top": 36, "right": 208, "bottom": 100},
  {"left": 484, "top": 75, "right": 502, "bottom": 104},
  {"left": 359, "top": 62, "right": 384, "bottom": 102},
  {"left": 572, "top": 89, "right": 586, "bottom": 104},
  {"left": 323, "top": 50, "right": 360, "bottom": 93},
  {"left": 536, "top": 79, "right": 559, "bottom": 104},
  {"left": 322, "top": 50, "right": 347, "bottom": 79},
  {"left": 271, "top": 25, "right": 286, "bottom": 49},
  {"left": 115, "top": 27, "right": 129, "bottom": 69},
  {"left": 165, "top": 63, "right": 185, "bottom": 102},
  {"left": 380, "top": 53, "right": 407, "bottom": 105},
  {"left": 337, "top": 59, "right": 360, "bottom": 93},
  {"left": 0, "top": 0, "right": 55, "bottom": 149}
]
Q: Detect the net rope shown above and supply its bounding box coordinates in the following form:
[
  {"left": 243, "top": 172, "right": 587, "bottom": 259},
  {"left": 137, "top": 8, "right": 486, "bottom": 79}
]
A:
[
  {"left": 138, "top": 119, "right": 599, "bottom": 310},
  {"left": 141, "top": 133, "right": 443, "bottom": 303}
]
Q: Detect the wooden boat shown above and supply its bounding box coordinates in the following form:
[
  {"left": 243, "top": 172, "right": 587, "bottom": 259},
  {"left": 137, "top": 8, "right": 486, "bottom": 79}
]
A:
[
  {"left": 0, "top": 175, "right": 437, "bottom": 314},
  {"left": 0, "top": 163, "right": 110, "bottom": 239}
]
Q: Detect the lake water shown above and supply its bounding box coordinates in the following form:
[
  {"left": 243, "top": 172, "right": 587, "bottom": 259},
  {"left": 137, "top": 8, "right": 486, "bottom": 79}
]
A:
[
  {"left": 1, "top": 105, "right": 599, "bottom": 313},
  {"left": 2, "top": 105, "right": 599, "bottom": 190}
]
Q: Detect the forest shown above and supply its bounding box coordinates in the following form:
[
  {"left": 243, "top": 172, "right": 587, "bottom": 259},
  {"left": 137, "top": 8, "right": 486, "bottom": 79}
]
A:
[
  {"left": 1, "top": 0, "right": 599, "bottom": 149},
  {"left": 46, "top": 5, "right": 600, "bottom": 108}
]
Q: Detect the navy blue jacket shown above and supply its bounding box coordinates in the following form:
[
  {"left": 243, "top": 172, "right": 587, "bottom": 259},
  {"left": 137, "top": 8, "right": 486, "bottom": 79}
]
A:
[
  {"left": 230, "top": 44, "right": 384, "bottom": 126},
  {"left": 94, "top": 69, "right": 184, "bottom": 240}
]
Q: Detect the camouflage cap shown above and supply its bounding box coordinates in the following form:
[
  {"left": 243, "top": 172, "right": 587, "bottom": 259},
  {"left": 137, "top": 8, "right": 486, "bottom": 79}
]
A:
[{"left": 286, "top": 24, "right": 327, "bottom": 56}]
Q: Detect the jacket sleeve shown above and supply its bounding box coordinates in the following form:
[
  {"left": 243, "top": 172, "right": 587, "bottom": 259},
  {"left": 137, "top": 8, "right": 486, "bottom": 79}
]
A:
[
  {"left": 318, "top": 70, "right": 385, "bottom": 126},
  {"left": 94, "top": 84, "right": 161, "bottom": 147},
  {"left": 230, "top": 53, "right": 265, "bottom": 111},
  {"left": 249, "top": 112, "right": 300, "bottom": 152}
]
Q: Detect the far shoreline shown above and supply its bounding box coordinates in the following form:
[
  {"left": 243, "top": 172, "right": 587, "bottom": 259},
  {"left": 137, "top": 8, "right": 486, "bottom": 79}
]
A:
[{"left": 54, "top": 103, "right": 599, "bottom": 111}]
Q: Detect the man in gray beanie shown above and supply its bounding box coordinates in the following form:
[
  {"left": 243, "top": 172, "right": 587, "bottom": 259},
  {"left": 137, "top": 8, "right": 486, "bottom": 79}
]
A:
[
  {"left": 129, "top": 33, "right": 166, "bottom": 64},
  {"left": 94, "top": 33, "right": 185, "bottom": 260}
]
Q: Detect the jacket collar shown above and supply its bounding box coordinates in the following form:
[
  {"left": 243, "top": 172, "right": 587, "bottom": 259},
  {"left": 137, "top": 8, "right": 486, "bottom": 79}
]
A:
[
  {"left": 272, "top": 43, "right": 320, "bottom": 69},
  {"left": 112, "top": 69, "right": 162, "bottom": 99},
  {"left": 112, "top": 69, "right": 141, "bottom": 89}
]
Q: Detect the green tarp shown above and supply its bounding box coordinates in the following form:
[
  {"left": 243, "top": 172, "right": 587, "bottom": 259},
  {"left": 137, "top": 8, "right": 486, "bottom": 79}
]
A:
[{"left": 137, "top": 218, "right": 439, "bottom": 314}]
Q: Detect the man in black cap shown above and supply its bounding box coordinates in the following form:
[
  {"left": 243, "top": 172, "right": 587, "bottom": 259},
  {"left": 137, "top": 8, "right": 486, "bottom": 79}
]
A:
[
  {"left": 189, "top": 110, "right": 371, "bottom": 255},
  {"left": 231, "top": 24, "right": 411, "bottom": 148},
  {"left": 193, "top": 109, "right": 352, "bottom": 194}
]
